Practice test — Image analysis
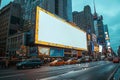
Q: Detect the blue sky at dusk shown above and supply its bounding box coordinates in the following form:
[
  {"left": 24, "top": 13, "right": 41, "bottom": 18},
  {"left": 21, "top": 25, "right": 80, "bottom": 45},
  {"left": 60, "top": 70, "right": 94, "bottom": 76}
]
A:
[
  {"left": 0, "top": 0, "right": 120, "bottom": 53},
  {"left": 72, "top": 0, "right": 120, "bottom": 53}
]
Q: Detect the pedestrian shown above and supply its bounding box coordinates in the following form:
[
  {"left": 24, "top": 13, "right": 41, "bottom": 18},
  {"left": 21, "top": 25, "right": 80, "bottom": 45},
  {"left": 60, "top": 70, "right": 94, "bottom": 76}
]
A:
[
  {"left": 5, "top": 59, "right": 9, "bottom": 68},
  {"left": 1, "top": 60, "right": 5, "bottom": 69}
]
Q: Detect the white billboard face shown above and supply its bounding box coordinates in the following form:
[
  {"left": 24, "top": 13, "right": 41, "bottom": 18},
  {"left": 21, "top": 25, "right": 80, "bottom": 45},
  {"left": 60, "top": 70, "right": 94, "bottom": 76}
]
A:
[{"left": 35, "top": 7, "right": 87, "bottom": 50}]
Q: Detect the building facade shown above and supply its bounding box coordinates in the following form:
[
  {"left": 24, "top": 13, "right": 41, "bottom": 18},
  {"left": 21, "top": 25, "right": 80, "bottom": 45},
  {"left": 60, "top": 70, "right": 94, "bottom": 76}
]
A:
[
  {"left": 73, "top": 5, "right": 94, "bottom": 33},
  {"left": 0, "top": 2, "right": 21, "bottom": 56},
  {"left": 96, "top": 15, "right": 106, "bottom": 45},
  {"left": 104, "top": 24, "right": 110, "bottom": 46},
  {"left": 7, "top": 32, "right": 27, "bottom": 58},
  {"left": 14, "top": 0, "right": 72, "bottom": 23}
]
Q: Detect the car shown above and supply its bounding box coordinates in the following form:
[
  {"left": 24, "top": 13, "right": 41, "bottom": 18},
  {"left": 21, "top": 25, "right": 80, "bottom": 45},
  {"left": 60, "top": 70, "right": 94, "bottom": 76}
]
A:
[
  {"left": 65, "top": 58, "right": 77, "bottom": 64},
  {"left": 84, "top": 56, "right": 90, "bottom": 62},
  {"left": 107, "top": 56, "right": 113, "bottom": 61},
  {"left": 101, "top": 55, "right": 105, "bottom": 60},
  {"left": 113, "top": 57, "right": 119, "bottom": 63},
  {"left": 77, "top": 58, "right": 82, "bottom": 63},
  {"left": 16, "top": 58, "right": 43, "bottom": 69},
  {"left": 49, "top": 59, "right": 65, "bottom": 66},
  {"left": 77, "top": 58, "right": 85, "bottom": 63}
]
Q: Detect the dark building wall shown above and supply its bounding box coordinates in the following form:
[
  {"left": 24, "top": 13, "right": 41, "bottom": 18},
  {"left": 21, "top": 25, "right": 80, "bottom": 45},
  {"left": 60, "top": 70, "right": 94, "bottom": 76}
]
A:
[
  {"left": 72, "top": 5, "right": 94, "bottom": 33},
  {"left": 84, "top": 5, "right": 95, "bottom": 33},
  {"left": 97, "top": 15, "right": 106, "bottom": 44},
  {"left": 0, "top": 3, "right": 11, "bottom": 56},
  {"left": 104, "top": 24, "right": 110, "bottom": 37},
  {"left": 9, "top": 3, "right": 21, "bottom": 36},
  {"left": 14, "top": 0, "right": 72, "bottom": 22},
  {"left": 0, "top": 2, "right": 21, "bottom": 56}
]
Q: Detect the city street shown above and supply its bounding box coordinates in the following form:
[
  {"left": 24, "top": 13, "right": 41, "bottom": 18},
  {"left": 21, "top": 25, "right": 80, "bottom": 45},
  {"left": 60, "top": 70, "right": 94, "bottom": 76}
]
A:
[
  {"left": 113, "top": 66, "right": 120, "bottom": 80},
  {"left": 0, "top": 61, "right": 119, "bottom": 80}
]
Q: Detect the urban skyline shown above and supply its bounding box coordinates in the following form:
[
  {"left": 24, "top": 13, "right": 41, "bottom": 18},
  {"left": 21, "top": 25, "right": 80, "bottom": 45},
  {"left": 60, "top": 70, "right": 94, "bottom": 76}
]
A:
[
  {"left": 0, "top": 0, "right": 120, "bottom": 53},
  {"left": 72, "top": 0, "right": 120, "bottom": 53}
]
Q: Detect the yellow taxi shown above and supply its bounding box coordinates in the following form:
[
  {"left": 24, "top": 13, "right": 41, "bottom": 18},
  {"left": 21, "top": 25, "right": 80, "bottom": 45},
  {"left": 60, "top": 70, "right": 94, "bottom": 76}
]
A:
[
  {"left": 65, "top": 58, "right": 77, "bottom": 65},
  {"left": 50, "top": 59, "right": 65, "bottom": 66}
]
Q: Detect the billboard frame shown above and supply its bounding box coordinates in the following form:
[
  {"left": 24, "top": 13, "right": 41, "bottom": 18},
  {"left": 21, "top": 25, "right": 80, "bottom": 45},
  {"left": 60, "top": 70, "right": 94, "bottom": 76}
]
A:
[{"left": 35, "top": 6, "right": 87, "bottom": 51}]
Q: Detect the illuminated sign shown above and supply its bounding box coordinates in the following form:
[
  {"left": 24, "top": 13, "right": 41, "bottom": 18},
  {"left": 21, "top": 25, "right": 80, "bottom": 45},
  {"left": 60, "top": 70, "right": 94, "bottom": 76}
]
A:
[
  {"left": 50, "top": 48, "right": 64, "bottom": 57},
  {"left": 38, "top": 47, "right": 50, "bottom": 56}
]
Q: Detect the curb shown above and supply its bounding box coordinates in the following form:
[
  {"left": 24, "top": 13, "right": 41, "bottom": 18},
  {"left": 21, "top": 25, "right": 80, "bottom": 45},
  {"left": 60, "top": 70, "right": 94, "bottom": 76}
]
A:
[{"left": 108, "top": 64, "right": 120, "bottom": 80}]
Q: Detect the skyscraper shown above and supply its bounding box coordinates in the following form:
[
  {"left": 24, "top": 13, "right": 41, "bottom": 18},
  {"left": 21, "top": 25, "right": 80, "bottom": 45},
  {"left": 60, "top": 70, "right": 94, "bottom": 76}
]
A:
[
  {"left": 14, "top": 0, "right": 72, "bottom": 23},
  {"left": 104, "top": 24, "right": 110, "bottom": 46},
  {"left": 73, "top": 5, "right": 94, "bottom": 33},
  {"left": 97, "top": 15, "right": 106, "bottom": 44},
  {"left": 93, "top": 0, "right": 106, "bottom": 45}
]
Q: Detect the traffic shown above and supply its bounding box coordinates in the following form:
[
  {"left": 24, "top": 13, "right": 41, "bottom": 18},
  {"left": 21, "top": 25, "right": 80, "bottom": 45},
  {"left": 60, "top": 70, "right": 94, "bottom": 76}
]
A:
[{"left": 14, "top": 56, "right": 120, "bottom": 70}]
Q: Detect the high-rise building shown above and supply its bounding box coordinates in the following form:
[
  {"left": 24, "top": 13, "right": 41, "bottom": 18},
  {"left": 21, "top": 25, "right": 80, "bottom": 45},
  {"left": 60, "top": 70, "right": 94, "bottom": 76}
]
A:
[
  {"left": 104, "top": 24, "right": 110, "bottom": 46},
  {"left": 14, "top": 0, "right": 72, "bottom": 23},
  {"left": 73, "top": 5, "right": 94, "bottom": 33},
  {"left": 96, "top": 15, "right": 106, "bottom": 45},
  {"left": 93, "top": 0, "right": 106, "bottom": 45},
  {"left": 104, "top": 25, "right": 110, "bottom": 39},
  {"left": 0, "top": 2, "right": 21, "bottom": 56},
  {"left": 42, "top": 0, "right": 73, "bottom": 22}
]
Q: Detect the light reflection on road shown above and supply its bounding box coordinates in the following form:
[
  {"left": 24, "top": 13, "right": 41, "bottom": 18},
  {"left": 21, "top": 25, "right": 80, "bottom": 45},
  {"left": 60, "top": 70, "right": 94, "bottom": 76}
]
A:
[{"left": 113, "top": 68, "right": 120, "bottom": 80}]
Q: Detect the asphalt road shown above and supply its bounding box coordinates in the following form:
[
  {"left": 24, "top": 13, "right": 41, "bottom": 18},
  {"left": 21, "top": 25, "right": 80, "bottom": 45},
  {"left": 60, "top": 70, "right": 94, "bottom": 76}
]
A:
[
  {"left": 0, "top": 61, "right": 118, "bottom": 80},
  {"left": 113, "top": 65, "right": 120, "bottom": 80}
]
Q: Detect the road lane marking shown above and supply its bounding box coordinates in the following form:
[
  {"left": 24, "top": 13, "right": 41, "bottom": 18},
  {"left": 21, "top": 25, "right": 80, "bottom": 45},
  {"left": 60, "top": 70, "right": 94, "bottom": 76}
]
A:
[
  {"left": 0, "top": 73, "right": 24, "bottom": 79},
  {"left": 35, "top": 61, "right": 112, "bottom": 74},
  {"left": 107, "top": 64, "right": 120, "bottom": 80},
  {"left": 39, "top": 69, "right": 86, "bottom": 80},
  {"left": 40, "top": 63, "right": 111, "bottom": 80}
]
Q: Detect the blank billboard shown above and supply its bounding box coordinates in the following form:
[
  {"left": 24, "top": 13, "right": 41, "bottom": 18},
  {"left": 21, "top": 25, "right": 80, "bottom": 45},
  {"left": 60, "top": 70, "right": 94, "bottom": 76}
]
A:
[{"left": 35, "top": 6, "right": 87, "bottom": 50}]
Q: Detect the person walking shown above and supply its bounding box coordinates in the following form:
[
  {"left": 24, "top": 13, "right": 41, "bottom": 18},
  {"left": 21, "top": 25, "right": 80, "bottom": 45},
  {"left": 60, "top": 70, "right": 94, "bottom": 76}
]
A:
[
  {"left": 5, "top": 59, "right": 9, "bottom": 68},
  {"left": 1, "top": 59, "right": 5, "bottom": 69}
]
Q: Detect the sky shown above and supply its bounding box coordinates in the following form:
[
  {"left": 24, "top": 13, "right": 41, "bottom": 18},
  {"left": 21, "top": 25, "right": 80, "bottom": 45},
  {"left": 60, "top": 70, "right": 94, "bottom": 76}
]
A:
[
  {"left": 72, "top": 0, "right": 120, "bottom": 53},
  {"left": 0, "top": 0, "right": 120, "bottom": 53}
]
